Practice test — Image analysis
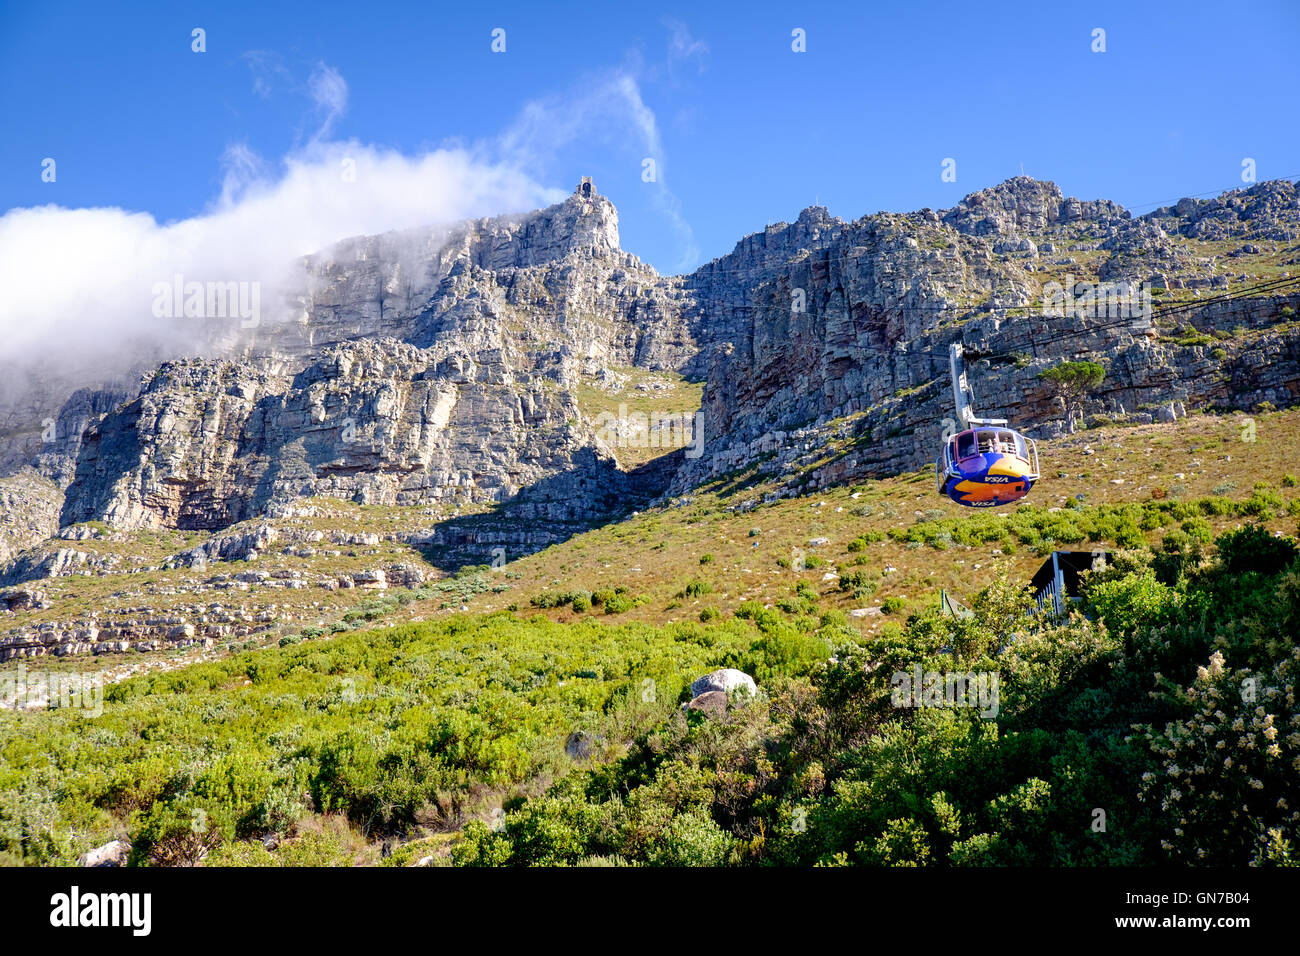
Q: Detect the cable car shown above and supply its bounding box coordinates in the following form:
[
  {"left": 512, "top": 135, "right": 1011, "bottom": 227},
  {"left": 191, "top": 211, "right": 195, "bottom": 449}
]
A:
[
  {"left": 937, "top": 425, "right": 1039, "bottom": 506},
  {"left": 936, "top": 344, "right": 1040, "bottom": 508}
]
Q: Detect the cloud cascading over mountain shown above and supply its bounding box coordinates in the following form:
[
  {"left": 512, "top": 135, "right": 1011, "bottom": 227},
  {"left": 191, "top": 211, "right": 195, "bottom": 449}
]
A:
[{"left": 0, "top": 65, "right": 689, "bottom": 380}]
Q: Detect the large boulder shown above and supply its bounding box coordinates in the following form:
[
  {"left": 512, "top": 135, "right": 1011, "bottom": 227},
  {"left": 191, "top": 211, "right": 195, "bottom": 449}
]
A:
[
  {"left": 386, "top": 563, "right": 426, "bottom": 588},
  {"left": 353, "top": 569, "right": 388, "bottom": 590},
  {"left": 689, "top": 668, "right": 757, "bottom": 699},
  {"left": 79, "top": 840, "right": 130, "bottom": 867}
]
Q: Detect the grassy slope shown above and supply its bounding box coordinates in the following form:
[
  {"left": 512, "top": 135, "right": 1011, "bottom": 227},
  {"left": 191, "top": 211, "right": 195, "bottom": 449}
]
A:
[
  {"left": 4, "top": 407, "right": 1297, "bottom": 676},
  {"left": 3, "top": 406, "right": 1298, "bottom": 866},
  {"left": 468, "top": 407, "right": 1300, "bottom": 632}
]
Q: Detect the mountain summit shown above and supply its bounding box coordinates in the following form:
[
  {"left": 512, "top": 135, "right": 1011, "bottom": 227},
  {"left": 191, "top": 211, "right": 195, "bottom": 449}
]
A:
[{"left": 1, "top": 176, "right": 1298, "bottom": 562}]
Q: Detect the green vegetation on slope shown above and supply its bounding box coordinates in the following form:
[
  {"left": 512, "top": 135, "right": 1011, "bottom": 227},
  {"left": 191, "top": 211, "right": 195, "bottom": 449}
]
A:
[
  {"left": 4, "top": 410, "right": 1300, "bottom": 867},
  {"left": 0, "top": 607, "right": 835, "bottom": 866},
  {"left": 3, "top": 522, "right": 1297, "bottom": 867},
  {"left": 455, "top": 523, "right": 1300, "bottom": 867}
]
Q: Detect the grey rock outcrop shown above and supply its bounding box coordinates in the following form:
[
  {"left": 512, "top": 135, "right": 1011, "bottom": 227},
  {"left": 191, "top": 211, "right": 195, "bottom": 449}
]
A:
[
  {"left": 1, "top": 587, "right": 49, "bottom": 613},
  {"left": 667, "top": 177, "right": 1300, "bottom": 495},
  {"left": 0, "top": 469, "right": 63, "bottom": 564},
  {"left": 174, "top": 525, "right": 280, "bottom": 567},
  {"left": 50, "top": 182, "right": 691, "bottom": 532},
  {"left": 565, "top": 730, "right": 602, "bottom": 761}
]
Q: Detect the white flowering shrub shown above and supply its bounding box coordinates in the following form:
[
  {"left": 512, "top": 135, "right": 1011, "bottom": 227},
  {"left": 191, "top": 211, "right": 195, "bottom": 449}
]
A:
[{"left": 1137, "top": 647, "right": 1300, "bottom": 864}]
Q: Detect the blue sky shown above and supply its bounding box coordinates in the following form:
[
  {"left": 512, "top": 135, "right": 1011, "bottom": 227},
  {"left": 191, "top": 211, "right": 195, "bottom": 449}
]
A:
[{"left": 2, "top": 0, "right": 1298, "bottom": 276}]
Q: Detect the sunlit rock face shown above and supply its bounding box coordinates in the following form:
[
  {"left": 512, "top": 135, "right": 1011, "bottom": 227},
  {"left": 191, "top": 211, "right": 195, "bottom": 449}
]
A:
[{"left": 4, "top": 176, "right": 1299, "bottom": 540}]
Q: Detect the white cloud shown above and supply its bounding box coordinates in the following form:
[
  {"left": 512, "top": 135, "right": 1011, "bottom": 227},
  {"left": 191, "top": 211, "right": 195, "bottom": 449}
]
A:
[
  {"left": 217, "top": 142, "right": 270, "bottom": 208},
  {"left": 242, "top": 50, "right": 290, "bottom": 100},
  {"left": 307, "top": 62, "right": 348, "bottom": 139},
  {"left": 664, "top": 18, "right": 709, "bottom": 74},
  {"left": 0, "top": 63, "right": 697, "bottom": 379},
  {"left": 613, "top": 74, "right": 700, "bottom": 270},
  {"left": 0, "top": 143, "right": 558, "bottom": 371},
  {"left": 498, "top": 69, "right": 699, "bottom": 270}
]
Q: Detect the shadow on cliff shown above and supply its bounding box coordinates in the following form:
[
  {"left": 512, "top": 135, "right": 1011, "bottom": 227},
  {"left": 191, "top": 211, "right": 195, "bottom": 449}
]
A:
[{"left": 412, "top": 447, "right": 684, "bottom": 572}]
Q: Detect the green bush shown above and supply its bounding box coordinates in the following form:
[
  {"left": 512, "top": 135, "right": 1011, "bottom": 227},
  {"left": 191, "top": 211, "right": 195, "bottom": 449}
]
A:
[
  {"left": 1215, "top": 523, "right": 1298, "bottom": 575},
  {"left": 647, "top": 811, "right": 734, "bottom": 866},
  {"left": 1085, "top": 568, "right": 1176, "bottom": 635},
  {"left": 679, "top": 579, "right": 713, "bottom": 599},
  {"left": 837, "top": 569, "right": 877, "bottom": 600},
  {"left": 602, "top": 593, "right": 633, "bottom": 614}
]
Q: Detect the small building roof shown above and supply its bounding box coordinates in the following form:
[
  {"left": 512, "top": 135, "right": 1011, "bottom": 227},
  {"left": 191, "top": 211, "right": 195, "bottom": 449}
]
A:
[{"left": 1029, "top": 550, "right": 1112, "bottom": 596}]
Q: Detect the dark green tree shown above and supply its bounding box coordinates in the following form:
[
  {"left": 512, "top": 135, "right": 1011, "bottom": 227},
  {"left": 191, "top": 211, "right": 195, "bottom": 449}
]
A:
[{"left": 1038, "top": 361, "right": 1105, "bottom": 433}]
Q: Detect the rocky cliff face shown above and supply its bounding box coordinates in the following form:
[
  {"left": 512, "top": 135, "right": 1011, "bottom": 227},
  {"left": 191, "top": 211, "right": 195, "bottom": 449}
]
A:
[
  {"left": 5, "top": 176, "right": 1299, "bottom": 549},
  {"left": 47, "top": 184, "right": 694, "bottom": 533},
  {"left": 669, "top": 177, "right": 1300, "bottom": 494}
]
